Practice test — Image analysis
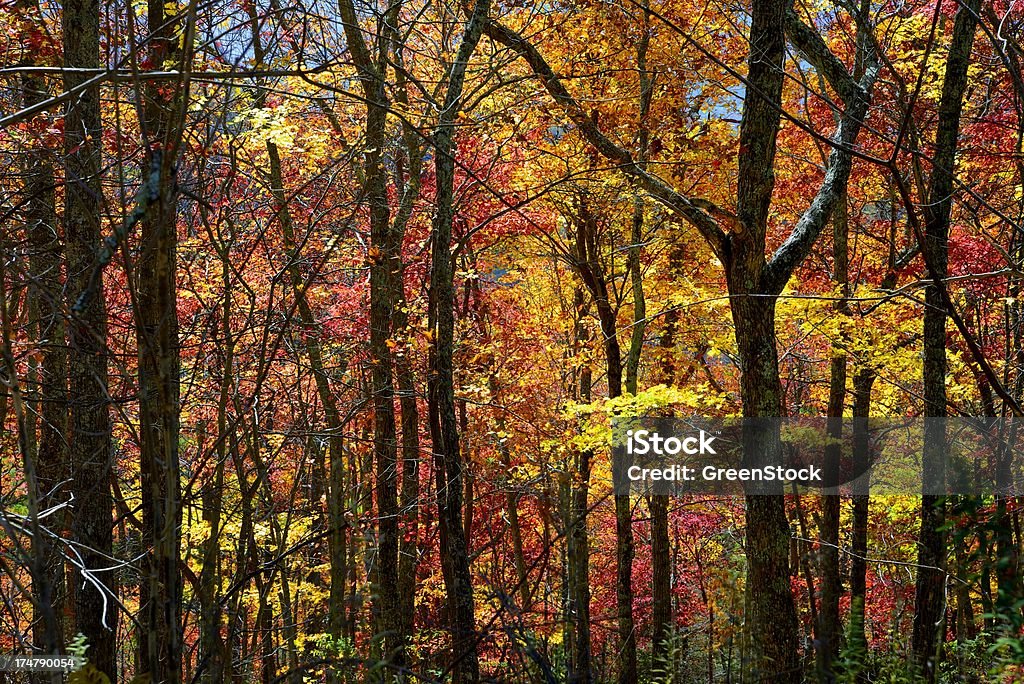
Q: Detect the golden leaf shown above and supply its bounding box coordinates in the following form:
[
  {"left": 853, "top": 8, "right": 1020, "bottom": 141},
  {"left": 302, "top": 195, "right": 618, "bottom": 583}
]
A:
[{"left": 68, "top": 665, "right": 111, "bottom": 684}]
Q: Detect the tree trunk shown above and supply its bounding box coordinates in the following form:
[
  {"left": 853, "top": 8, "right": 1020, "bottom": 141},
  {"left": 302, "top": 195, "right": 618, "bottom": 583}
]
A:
[
  {"left": 19, "top": 3, "right": 66, "bottom": 658},
  {"left": 567, "top": 287, "right": 592, "bottom": 684},
  {"left": 628, "top": 12, "right": 670, "bottom": 670},
  {"left": 63, "top": 0, "right": 116, "bottom": 672},
  {"left": 912, "top": 2, "right": 980, "bottom": 678},
  {"left": 490, "top": 375, "right": 530, "bottom": 610},
  {"left": 332, "top": 0, "right": 402, "bottom": 668},
  {"left": 818, "top": 190, "right": 850, "bottom": 682},
  {"left": 136, "top": 0, "right": 187, "bottom": 678},
  {"left": 730, "top": 295, "right": 800, "bottom": 683},
  {"left": 953, "top": 509, "right": 976, "bottom": 641},
  {"left": 847, "top": 367, "right": 875, "bottom": 671},
  {"left": 389, "top": 27, "right": 426, "bottom": 644},
  {"left": 730, "top": 0, "right": 800, "bottom": 676},
  {"left": 571, "top": 198, "right": 637, "bottom": 684},
  {"left": 395, "top": 275, "right": 421, "bottom": 649},
  {"left": 650, "top": 497, "right": 671, "bottom": 671},
  {"left": 426, "top": 3, "right": 490, "bottom": 680},
  {"left": 366, "top": 97, "right": 403, "bottom": 679},
  {"left": 199, "top": 252, "right": 233, "bottom": 684},
  {"left": 651, "top": 245, "right": 684, "bottom": 677}
]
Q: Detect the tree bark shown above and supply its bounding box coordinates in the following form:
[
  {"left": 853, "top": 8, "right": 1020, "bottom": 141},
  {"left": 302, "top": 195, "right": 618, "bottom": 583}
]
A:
[
  {"left": 387, "top": 26, "right": 426, "bottom": 642},
  {"left": 394, "top": 186, "right": 423, "bottom": 658},
  {"left": 570, "top": 198, "right": 637, "bottom": 684},
  {"left": 63, "top": 0, "right": 116, "bottom": 672},
  {"left": 333, "top": 0, "right": 403, "bottom": 668},
  {"left": 19, "top": 0, "right": 66, "bottom": 659},
  {"left": 818, "top": 190, "right": 850, "bottom": 683},
  {"left": 911, "top": 3, "right": 980, "bottom": 679},
  {"left": 652, "top": 244, "right": 684, "bottom": 676},
  {"left": 567, "top": 286, "right": 592, "bottom": 684},
  {"left": 847, "top": 366, "right": 875, "bottom": 672},
  {"left": 135, "top": 0, "right": 190, "bottom": 678},
  {"left": 731, "top": 296, "right": 800, "bottom": 684},
  {"left": 729, "top": 1, "right": 799, "bottom": 678},
  {"left": 626, "top": 11, "right": 672, "bottom": 672},
  {"left": 427, "top": 2, "right": 491, "bottom": 679},
  {"left": 198, "top": 242, "right": 234, "bottom": 684}
]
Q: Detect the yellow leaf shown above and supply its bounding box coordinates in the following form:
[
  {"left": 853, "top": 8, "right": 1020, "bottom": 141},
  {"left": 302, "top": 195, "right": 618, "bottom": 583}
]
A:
[{"left": 68, "top": 665, "right": 111, "bottom": 684}]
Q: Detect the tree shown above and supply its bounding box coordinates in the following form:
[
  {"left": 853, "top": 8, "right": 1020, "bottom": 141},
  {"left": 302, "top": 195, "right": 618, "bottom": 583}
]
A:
[
  {"left": 909, "top": 1, "right": 982, "bottom": 678},
  {"left": 132, "top": 0, "right": 194, "bottom": 679},
  {"left": 16, "top": 0, "right": 66, "bottom": 661},
  {"left": 484, "top": 2, "right": 878, "bottom": 677},
  {"left": 6, "top": 0, "right": 1024, "bottom": 681},
  {"left": 62, "top": 0, "right": 117, "bottom": 672},
  {"left": 427, "top": 1, "right": 492, "bottom": 679},
  {"left": 334, "top": 0, "right": 404, "bottom": 670}
]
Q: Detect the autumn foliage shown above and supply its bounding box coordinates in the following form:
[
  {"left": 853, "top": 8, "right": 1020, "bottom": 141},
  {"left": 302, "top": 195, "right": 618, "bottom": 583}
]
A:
[{"left": 1, "top": 0, "right": 1024, "bottom": 682}]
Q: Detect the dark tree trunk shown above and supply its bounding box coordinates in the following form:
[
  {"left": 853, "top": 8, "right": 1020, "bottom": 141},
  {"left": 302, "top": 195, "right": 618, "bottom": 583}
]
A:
[
  {"left": 390, "top": 32, "right": 426, "bottom": 641},
  {"left": 366, "top": 90, "right": 402, "bottom": 679},
  {"left": 198, "top": 399, "right": 228, "bottom": 684},
  {"left": 818, "top": 191, "right": 850, "bottom": 682},
  {"left": 136, "top": 0, "right": 187, "bottom": 679},
  {"left": 199, "top": 248, "right": 234, "bottom": 684},
  {"left": 198, "top": 447, "right": 226, "bottom": 681},
  {"left": 63, "top": 0, "right": 116, "bottom": 673},
  {"left": 628, "top": 14, "right": 671, "bottom": 670},
  {"left": 426, "top": 3, "right": 490, "bottom": 680},
  {"left": 395, "top": 316, "right": 421, "bottom": 649},
  {"left": 19, "top": 2, "right": 66, "bottom": 658},
  {"left": 729, "top": 1, "right": 799, "bottom": 675},
  {"left": 333, "top": 0, "right": 402, "bottom": 667},
  {"left": 953, "top": 510, "right": 977, "bottom": 640},
  {"left": 567, "top": 287, "right": 592, "bottom": 684},
  {"left": 489, "top": 375, "right": 530, "bottom": 610},
  {"left": 393, "top": 175, "right": 423, "bottom": 648},
  {"left": 730, "top": 294, "right": 800, "bottom": 684},
  {"left": 847, "top": 367, "right": 875, "bottom": 670},
  {"left": 911, "top": 2, "right": 980, "bottom": 679},
  {"left": 571, "top": 199, "right": 637, "bottom": 684},
  {"left": 651, "top": 244, "right": 683, "bottom": 676},
  {"left": 650, "top": 497, "right": 671, "bottom": 669}
]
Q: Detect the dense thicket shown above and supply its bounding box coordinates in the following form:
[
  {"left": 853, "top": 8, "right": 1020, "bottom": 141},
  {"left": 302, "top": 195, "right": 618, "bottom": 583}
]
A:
[{"left": 1, "top": 0, "right": 1024, "bottom": 682}]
